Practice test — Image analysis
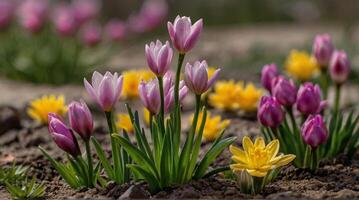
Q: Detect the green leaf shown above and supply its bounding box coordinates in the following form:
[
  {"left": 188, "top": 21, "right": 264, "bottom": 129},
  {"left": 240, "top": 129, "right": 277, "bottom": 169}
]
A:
[
  {"left": 91, "top": 137, "right": 114, "bottom": 179},
  {"left": 127, "top": 164, "right": 160, "bottom": 193}
]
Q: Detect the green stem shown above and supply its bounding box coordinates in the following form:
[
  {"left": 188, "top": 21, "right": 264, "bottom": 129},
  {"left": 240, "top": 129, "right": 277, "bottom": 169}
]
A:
[
  {"left": 252, "top": 176, "right": 263, "bottom": 195},
  {"left": 287, "top": 107, "right": 304, "bottom": 161},
  {"left": 334, "top": 84, "right": 341, "bottom": 116},
  {"left": 320, "top": 67, "right": 328, "bottom": 99},
  {"left": 85, "top": 140, "right": 93, "bottom": 187},
  {"left": 157, "top": 76, "right": 165, "bottom": 132},
  {"left": 174, "top": 53, "right": 186, "bottom": 135},
  {"left": 310, "top": 148, "right": 318, "bottom": 171},
  {"left": 303, "top": 145, "right": 312, "bottom": 169}
]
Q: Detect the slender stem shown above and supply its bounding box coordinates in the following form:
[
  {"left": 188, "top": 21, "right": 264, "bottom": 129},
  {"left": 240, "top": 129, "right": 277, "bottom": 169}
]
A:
[
  {"left": 334, "top": 84, "right": 341, "bottom": 116},
  {"left": 105, "top": 111, "right": 121, "bottom": 183},
  {"left": 320, "top": 67, "right": 328, "bottom": 99},
  {"left": 310, "top": 148, "right": 318, "bottom": 171},
  {"left": 157, "top": 76, "right": 165, "bottom": 132},
  {"left": 174, "top": 53, "right": 186, "bottom": 134},
  {"left": 303, "top": 145, "right": 311, "bottom": 169},
  {"left": 85, "top": 140, "right": 93, "bottom": 187}
]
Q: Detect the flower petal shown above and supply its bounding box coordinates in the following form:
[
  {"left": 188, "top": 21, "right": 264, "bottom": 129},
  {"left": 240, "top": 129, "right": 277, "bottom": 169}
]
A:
[{"left": 242, "top": 136, "right": 254, "bottom": 153}]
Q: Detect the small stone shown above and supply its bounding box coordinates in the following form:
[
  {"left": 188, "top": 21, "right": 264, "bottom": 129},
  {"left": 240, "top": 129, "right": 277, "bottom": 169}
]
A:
[{"left": 118, "top": 185, "right": 149, "bottom": 199}]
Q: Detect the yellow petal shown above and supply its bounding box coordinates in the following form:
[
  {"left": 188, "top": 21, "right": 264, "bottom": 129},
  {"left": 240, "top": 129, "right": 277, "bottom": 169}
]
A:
[
  {"left": 229, "top": 145, "right": 246, "bottom": 158},
  {"left": 230, "top": 163, "right": 248, "bottom": 171},
  {"left": 254, "top": 137, "right": 265, "bottom": 149},
  {"left": 270, "top": 154, "right": 296, "bottom": 167},
  {"left": 242, "top": 136, "right": 253, "bottom": 153},
  {"left": 246, "top": 169, "right": 267, "bottom": 177},
  {"left": 266, "top": 139, "right": 279, "bottom": 159}
]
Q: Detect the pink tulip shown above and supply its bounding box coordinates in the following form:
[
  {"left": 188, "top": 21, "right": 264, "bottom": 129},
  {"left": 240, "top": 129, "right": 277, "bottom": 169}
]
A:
[
  {"left": 139, "top": 79, "right": 161, "bottom": 114},
  {"left": 296, "top": 83, "right": 326, "bottom": 115},
  {"left": 272, "top": 76, "right": 297, "bottom": 107},
  {"left": 329, "top": 50, "right": 350, "bottom": 85},
  {"left": 261, "top": 63, "right": 278, "bottom": 92},
  {"left": 145, "top": 40, "right": 173, "bottom": 76},
  {"left": 0, "top": 0, "right": 15, "bottom": 31},
  {"left": 53, "top": 4, "right": 78, "bottom": 37},
  {"left": 84, "top": 71, "right": 123, "bottom": 112},
  {"left": 105, "top": 19, "right": 126, "bottom": 42},
  {"left": 48, "top": 113, "right": 81, "bottom": 157},
  {"left": 184, "top": 60, "right": 220, "bottom": 94},
  {"left": 163, "top": 73, "right": 188, "bottom": 113},
  {"left": 80, "top": 22, "right": 102, "bottom": 47},
  {"left": 68, "top": 100, "right": 93, "bottom": 141},
  {"left": 18, "top": 0, "right": 49, "bottom": 33},
  {"left": 167, "top": 15, "right": 203, "bottom": 53},
  {"left": 72, "top": 0, "right": 100, "bottom": 25},
  {"left": 312, "top": 34, "right": 334, "bottom": 66},
  {"left": 301, "top": 114, "right": 328, "bottom": 149},
  {"left": 257, "top": 96, "right": 284, "bottom": 128}
]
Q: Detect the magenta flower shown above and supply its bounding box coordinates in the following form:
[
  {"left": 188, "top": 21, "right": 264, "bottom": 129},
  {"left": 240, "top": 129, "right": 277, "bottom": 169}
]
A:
[
  {"left": 68, "top": 100, "right": 93, "bottom": 141},
  {"left": 17, "top": 0, "right": 49, "bottom": 33},
  {"left": 53, "top": 5, "right": 78, "bottom": 37},
  {"left": 184, "top": 60, "right": 220, "bottom": 95},
  {"left": 145, "top": 40, "right": 173, "bottom": 76},
  {"left": 105, "top": 19, "right": 127, "bottom": 42},
  {"left": 261, "top": 63, "right": 278, "bottom": 92},
  {"left": 139, "top": 79, "right": 161, "bottom": 114},
  {"left": 48, "top": 113, "right": 81, "bottom": 157},
  {"left": 257, "top": 96, "right": 284, "bottom": 128},
  {"left": 163, "top": 73, "right": 188, "bottom": 113},
  {"left": 296, "top": 83, "right": 326, "bottom": 115},
  {"left": 312, "top": 34, "right": 334, "bottom": 66},
  {"left": 80, "top": 22, "right": 102, "bottom": 47},
  {"left": 301, "top": 114, "right": 328, "bottom": 149},
  {"left": 0, "top": 0, "right": 15, "bottom": 31},
  {"left": 72, "top": 0, "right": 100, "bottom": 25},
  {"left": 272, "top": 76, "right": 297, "bottom": 107},
  {"left": 84, "top": 71, "right": 123, "bottom": 112},
  {"left": 329, "top": 50, "right": 350, "bottom": 85},
  {"left": 167, "top": 15, "right": 203, "bottom": 53}
]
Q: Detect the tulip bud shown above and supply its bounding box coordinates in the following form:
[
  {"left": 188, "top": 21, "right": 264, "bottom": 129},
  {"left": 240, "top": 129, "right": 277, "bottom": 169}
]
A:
[
  {"left": 105, "top": 20, "right": 126, "bottom": 42},
  {"left": 184, "top": 60, "right": 220, "bottom": 95},
  {"left": 167, "top": 15, "right": 203, "bottom": 53},
  {"left": 138, "top": 79, "right": 161, "bottom": 114},
  {"left": 84, "top": 71, "right": 123, "bottom": 112},
  {"left": 53, "top": 5, "right": 78, "bottom": 37},
  {"left": 272, "top": 76, "right": 297, "bottom": 107},
  {"left": 329, "top": 50, "right": 350, "bottom": 85},
  {"left": 257, "top": 96, "right": 284, "bottom": 128},
  {"left": 68, "top": 100, "right": 93, "bottom": 141},
  {"left": 296, "top": 83, "right": 325, "bottom": 115},
  {"left": 80, "top": 22, "right": 102, "bottom": 47},
  {"left": 48, "top": 113, "right": 81, "bottom": 157},
  {"left": 145, "top": 40, "right": 173, "bottom": 76},
  {"left": 301, "top": 114, "right": 328, "bottom": 149},
  {"left": 0, "top": 0, "right": 15, "bottom": 31},
  {"left": 260, "top": 64, "right": 278, "bottom": 92},
  {"left": 18, "top": 0, "right": 49, "bottom": 33},
  {"left": 72, "top": 0, "right": 100, "bottom": 25},
  {"left": 312, "top": 34, "right": 334, "bottom": 66}
]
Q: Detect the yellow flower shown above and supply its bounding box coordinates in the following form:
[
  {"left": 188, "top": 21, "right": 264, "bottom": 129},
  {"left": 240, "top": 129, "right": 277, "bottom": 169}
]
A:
[
  {"left": 27, "top": 95, "right": 67, "bottom": 124},
  {"left": 285, "top": 50, "right": 319, "bottom": 81},
  {"left": 122, "top": 70, "right": 155, "bottom": 99},
  {"left": 190, "top": 111, "right": 230, "bottom": 142},
  {"left": 208, "top": 80, "right": 242, "bottom": 111},
  {"left": 116, "top": 113, "right": 133, "bottom": 133},
  {"left": 230, "top": 136, "right": 296, "bottom": 177},
  {"left": 237, "top": 82, "right": 263, "bottom": 113}
]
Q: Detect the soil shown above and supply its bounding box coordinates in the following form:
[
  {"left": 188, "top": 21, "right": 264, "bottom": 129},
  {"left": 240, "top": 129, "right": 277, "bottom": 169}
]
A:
[{"left": 0, "top": 105, "right": 358, "bottom": 200}]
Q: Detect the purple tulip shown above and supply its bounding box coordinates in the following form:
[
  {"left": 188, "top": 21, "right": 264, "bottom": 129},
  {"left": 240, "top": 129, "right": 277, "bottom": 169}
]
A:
[
  {"left": 139, "top": 79, "right": 161, "bottom": 114},
  {"left": 296, "top": 83, "right": 326, "bottom": 115},
  {"left": 105, "top": 20, "right": 126, "bottom": 42},
  {"left": 167, "top": 15, "right": 203, "bottom": 53},
  {"left": 184, "top": 60, "right": 220, "bottom": 95},
  {"left": 301, "top": 114, "right": 328, "bottom": 149},
  {"left": 145, "top": 40, "right": 173, "bottom": 76},
  {"left": 329, "top": 50, "right": 350, "bottom": 85},
  {"left": 18, "top": 0, "right": 49, "bottom": 33},
  {"left": 257, "top": 96, "right": 284, "bottom": 128},
  {"left": 261, "top": 63, "right": 279, "bottom": 92},
  {"left": 0, "top": 0, "right": 15, "bottom": 31},
  {"left": 272, "top": 76, "right": 297, "bottom": 107},
  {"left": 80, "top": 22, "right": 102, "bottom": 47},
  {"left": 48, "top": 113, "right": 81, "bottom": 157},
  {"left": 163, "top": 73, "right": 188, "bottom": 113},
  {"left": 53, "top": 5, "right": 78, "bottom": 37},
  {"left": 312, "top": 34, "right": 334, "bottom": 66},
  {"left": 72, "top": 0, "right": 100, "bottom": 25},
  {"left": 68, "top": 100, "right": 93, "bottom": 141},
  {"left": 84, "top": 71, "right": 123, "bottom": 112}
]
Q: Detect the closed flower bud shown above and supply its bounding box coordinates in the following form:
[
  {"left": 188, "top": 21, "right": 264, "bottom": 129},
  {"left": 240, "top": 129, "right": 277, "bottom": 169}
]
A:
[
  {"left": 260, "top": 63, "right": 278, "bottom": 92},
  {"left": 72, "top": 0, "right": 100, "bottom": 25},
  {"left": 312, "top": 34, "right": 334, "bottom": 66},
  {"left": 301, "top": 114, "right": 328, "bottom": 149},
  {"left": 272, "top": 76, "right": 297, "bottom": 107},
  {"left": 184, "top": 60, "right": 220, "bottom": 95},
  {"left": 145, "top": 40, "right": 173, "bottom": 76},
  {"left": 84, "top": 71, "right": 123, "bottom": 112},
  {"left": 48, "top": 113, "right": 81, "bottom": 157},
  {"left": 18, "top": 0, "right": 49, "bottom": 33},
  {"left": 329, "top": 50, "right": 350, "bottom": 85},
  {"left": 138, "top": 79, "right": 161, "bottom": 114},
  {"left": 105, "top": 19, "right": 126, "bottom": 42},
  {"left": 80, "top": 22, "right": 102, "bottom": 47},
  {"left": 68, "top": 100, "right": 93, "bottom": 141},
  {"left": 257, "top": 96, "right": 284, "bottom": 128},
  {"left": 296, "top": 83, "right": 325, "bottom": 115},
  {"left": 53, "top": 5, "right": 78, "bottom": 37},
  {"left": 0, "top": 0, "right": 15, "bottom": 31},
  {"left": 167, "top": 15, "right": 203, "bottom": 53}
]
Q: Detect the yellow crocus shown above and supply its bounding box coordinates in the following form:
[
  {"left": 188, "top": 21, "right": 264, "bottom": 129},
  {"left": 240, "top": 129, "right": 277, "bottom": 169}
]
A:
[
  {"left": 190, "top": 111, "right": 230, "bottom": 142},
  {"left": 122, "top": 70, "right": 155, "bottom": 99},
  {"left": 27, "top": 94, "right": 67, "bottom": 124},
  {"left": 208, "top": 80, "right": 242, "bottom": 111},
  {"left": 285, "top": 50, "right": 319, "bottom": 81},
  {"left": 116, "top": 113, "right": 133, "bottom": 133},
  {"left": 230, "top": 136, "right": 296, "bottom": 177},
  {"left": 237, "top": 82, "right": 263, "bottom": 113}
]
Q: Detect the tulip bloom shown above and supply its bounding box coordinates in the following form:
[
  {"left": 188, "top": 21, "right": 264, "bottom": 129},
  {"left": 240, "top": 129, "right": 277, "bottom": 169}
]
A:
[
  {"left": 17, "top": 0, "right": 49, "bottom": 33},
  {"left": 53, "top": 5, "right": 78, "bottom": 37},
  {"left": 105, "top": 20, "right": 126, "bottom": 42},
  {"left": 138, "top": 79, "right": 161, "bottom": 114},
  {"left": 272, "top": 76, "right": 297, "bottom": 107},
  {"left": 260, "top": 64, "right": 278, "bottom": 92},
  {"left": 301, "top": 114, "right": 328, "bottom": 149},
  {"left": 257, "top": 96, "right": 284, "bottom": 128},
  {"left": 167, "top": 16, "right": 203, "bottom": 53},
  {"left": 145, "top": 40, "right": 173, "bottom": 76},
  {"left": 329, "top": 50, "right": 350, "bottom": 85},
  {"left": 84, "top": 71, "right": 123, "bottom": 112},
  {"left": 68, "top": 100, "right": 93, "bottom": 141},
  {"left": 312, "top": 34, "right": 334, "bottom": 66},
  {"left": 184, "top": 61, "right": 220, "bottom": 95},
  {"left": 296, "top": 83, "right": 326, "bottom": 115},
  {"left": 48, "top": 113, "right": 80, "bottom": 157},
  {"left": 0, "top": 0, "right": 15, "bottom": 31}
]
